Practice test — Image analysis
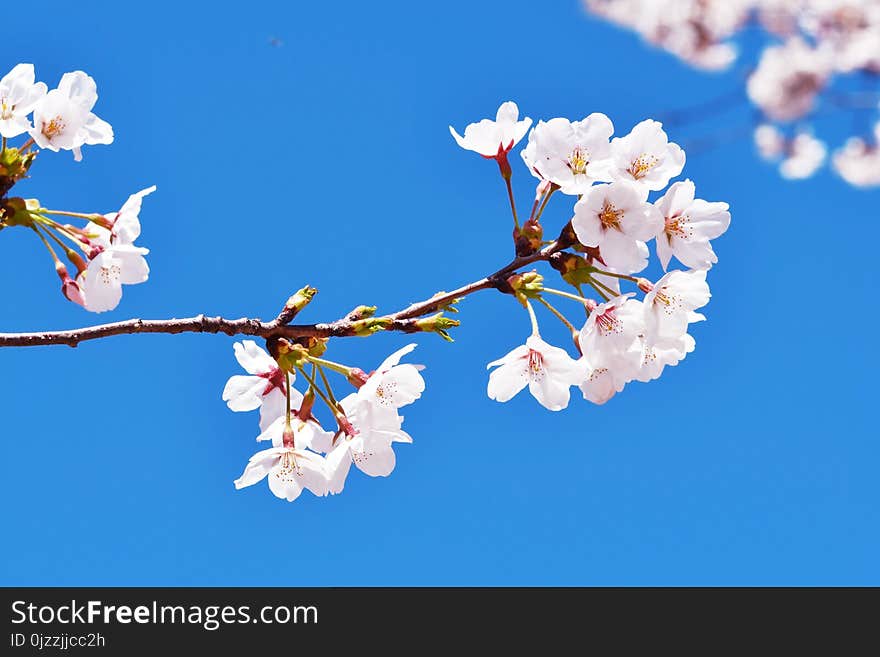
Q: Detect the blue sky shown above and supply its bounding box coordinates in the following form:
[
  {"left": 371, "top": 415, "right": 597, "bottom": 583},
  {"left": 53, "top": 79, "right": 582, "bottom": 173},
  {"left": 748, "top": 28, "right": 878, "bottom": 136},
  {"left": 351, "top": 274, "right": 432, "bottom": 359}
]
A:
[{"left": 1, "top": 0, "right": 877, "bottom": 585}]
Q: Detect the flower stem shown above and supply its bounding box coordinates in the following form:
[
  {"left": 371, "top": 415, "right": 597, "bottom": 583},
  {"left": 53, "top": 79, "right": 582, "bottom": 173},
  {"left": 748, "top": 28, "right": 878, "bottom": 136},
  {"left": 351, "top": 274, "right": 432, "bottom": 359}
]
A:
[
  {"left": 306, "top": 356, "right": 350, "bottom": 376},
  {"left": 38, "top": 221, "right": 88, "bottom": 258},
  {"left": 591, "top": 267, "right": 638, "bottom": 282},
  {"left": 527, "top": 195, "right": 541, "bottom": 223},
  {"left": 589, "top": 275, "right": 619, "bottom": 300},
  {"left": 29, "top": 224, "right": 61, "bottom": 265},
  {"left": 40, "top": 209, "right": 100, "bottom": 221},
  {"left": 536, "top": 296, "right": 577, "bottom": 334},
  {"left": 524, "top": 299, "right": 540, "bottom": 336},
  {"left": 18, "top": 137, "right": 34, "bottom": 152},
  {"left": 297, "top": 365, "right": 341, "bottom": 415},
  {"left": 49, "top": 222, "right": 92, "bottom": 250},
  {"left": 587, "top": 280, "right": 610, "bottom": 302},
  {"left": 316, "top": 362, "right": 338, "bottom": 405},
  {"left": 503, "top": 176, "right": 519, "bottom": 231},
  {"left": 285, "top": 371, "right": 293, "bottom": 426},
  {"left": 533, "top": 187, "right": 556, "bottom": 223},
  {"left": 542, "top": 286, "right": 595, "bottom": 307}
]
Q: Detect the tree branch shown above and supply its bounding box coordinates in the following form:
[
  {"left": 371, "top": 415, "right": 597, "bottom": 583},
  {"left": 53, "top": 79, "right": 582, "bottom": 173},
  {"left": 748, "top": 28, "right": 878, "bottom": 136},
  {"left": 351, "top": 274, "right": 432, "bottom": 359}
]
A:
[{"left": 0, "top": 236, "right": 569, "bottom": 349}]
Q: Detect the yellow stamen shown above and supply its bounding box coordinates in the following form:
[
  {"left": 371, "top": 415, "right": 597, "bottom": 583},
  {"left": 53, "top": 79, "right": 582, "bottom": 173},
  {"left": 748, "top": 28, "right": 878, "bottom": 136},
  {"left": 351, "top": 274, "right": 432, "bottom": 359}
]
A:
[
  {"left": 567, "top": 146, "right": 589, "bottom": 176},
  {"left": 599, "top": 200, "right": 624, "bottom": 231},
  {"left": 41, "top": 115, "right": 66, "bottom": 140},
  {"left": 627, "top": 153, "right": 659, "bottom": 180}
]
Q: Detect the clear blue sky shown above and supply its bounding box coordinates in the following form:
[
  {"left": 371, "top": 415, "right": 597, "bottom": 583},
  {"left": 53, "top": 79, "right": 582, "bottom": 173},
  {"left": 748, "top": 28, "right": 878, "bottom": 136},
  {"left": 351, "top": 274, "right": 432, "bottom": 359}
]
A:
[{"left": 1, "top": 0, "right": 877, "bottom": 585}]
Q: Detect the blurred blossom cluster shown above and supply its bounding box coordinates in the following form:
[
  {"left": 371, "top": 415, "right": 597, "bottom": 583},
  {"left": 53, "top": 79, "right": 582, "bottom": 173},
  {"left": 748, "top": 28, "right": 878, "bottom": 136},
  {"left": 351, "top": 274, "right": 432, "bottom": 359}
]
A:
[{"left": 584, "top": 0, "right": 880, "bottom": 187}]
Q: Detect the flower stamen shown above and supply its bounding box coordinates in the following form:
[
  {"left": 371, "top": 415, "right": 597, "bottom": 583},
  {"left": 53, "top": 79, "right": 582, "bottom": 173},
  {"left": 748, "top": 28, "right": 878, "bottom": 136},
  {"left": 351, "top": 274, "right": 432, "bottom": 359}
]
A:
[
  {"left": 599, "top": 200, "right": 624, "bottom": 231},
  {"left": 566, "top": 146, "right": 590, "bottom": 176},
  {"left": 595, "top": 309, "right": 622, "bottom": 336},
  {"left": 627, "top": 153, "right": 660, "bottom": 180},
  {"left": 665, "top": 215, "right": 693, "bottom": 242},
  {"left": 41, "top": 115, "right": 66, "bottom": 140}
]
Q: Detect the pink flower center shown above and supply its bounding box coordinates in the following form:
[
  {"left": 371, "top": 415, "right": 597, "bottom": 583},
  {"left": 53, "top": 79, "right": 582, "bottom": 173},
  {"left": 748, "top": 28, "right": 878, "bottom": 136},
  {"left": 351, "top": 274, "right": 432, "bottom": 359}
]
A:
[
  {"left": 527, "top": 349, "right": 544, "bottom": 375},
  {"left": 258, "top": 367, "right": 286, "bottom": 397},
  {"left": 595, "top": 309, "right": 622, "bottom": 336}
]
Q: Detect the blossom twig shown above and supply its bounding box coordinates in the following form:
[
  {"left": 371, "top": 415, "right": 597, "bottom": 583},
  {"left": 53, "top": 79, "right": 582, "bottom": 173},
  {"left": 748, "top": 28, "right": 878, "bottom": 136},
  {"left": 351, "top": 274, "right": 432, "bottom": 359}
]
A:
[{"left": 0, "top": 235, "right": 570, "bottom": 349}]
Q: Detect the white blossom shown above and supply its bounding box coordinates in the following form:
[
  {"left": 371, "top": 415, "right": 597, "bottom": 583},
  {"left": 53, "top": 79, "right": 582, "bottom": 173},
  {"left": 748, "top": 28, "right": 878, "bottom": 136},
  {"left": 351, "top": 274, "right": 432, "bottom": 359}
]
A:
[
  {"left": 234, "top": 446, "right": 328, "bottom": 502},
  {"left": 357, "top": 343, "right": 425, "bottom": 410},
  {"left": 28, "top": 71, "right": 113, "bottom": 160},
  {"left": 102, "top": 185, "right": 157, "bottom": 245},
  {"left": 29, "top": 89, "right": 88, "bottom": 153},
  {"left": 632, "top": 332, "right": 696, "bottom": 382},
  {"left": 487, "top": 334, "right": 586, "bottom": 411},
  {"left": 578, "top": 294, "right": 645, "bottom": 376},
  {"left": 608, "top": 120, "right": 685, "bottom": 191},
  {"left": 579, "top": 359, "right": 628, "bottom": 405},
  {"left": 643, "top": 269, "right": 710, "bottom": 343},
  {"left": 222, "top": 340, "right": 299, "bottom": 431},
  {"left": 324, "top": 393, "right": 413, "bottom": 494},
  {"left": 571, "top": 182, "right": 662, "bottom": 273},
  {"left": 0, "top": 63, "right": 46, "bottom": 139},
  {"left": 76, "top": 187, "right": 156, "bottom": 313},
  {"left": 449, "top": 101, "right": 532, "bottom": 158},
  {"left": 653, "top": 179, "right": 730, "bottom": 271},
  {"left": 520, "top": 114, "right": 614, "bottom": 195},
  {"left": 55, "top": 71, "right": 114, "bottom": 161}
]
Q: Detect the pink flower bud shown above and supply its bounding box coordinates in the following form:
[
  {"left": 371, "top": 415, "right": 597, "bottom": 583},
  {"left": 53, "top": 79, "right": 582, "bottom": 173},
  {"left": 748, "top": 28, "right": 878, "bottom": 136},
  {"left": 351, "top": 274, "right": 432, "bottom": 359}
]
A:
[
  {"left": 55, "top": 262, "right": 86, "bottom": 308},
  {"left": 93, "top": 214, "right": 115, "bottom": 231},
  {"left": 335, "top": 412, "right": 358, "bottom": 437},
  {"left": 298, "top": 388, "right": 316, "bottom": 421},
  {"left": 67, "top": 250, "right": 88, "bottom": 275},
  {"left": 346, "top": 368, "right": 370, "bottom": 389},
  {"left": 637, "top": 278, "right": 654, "bottom": 293}
]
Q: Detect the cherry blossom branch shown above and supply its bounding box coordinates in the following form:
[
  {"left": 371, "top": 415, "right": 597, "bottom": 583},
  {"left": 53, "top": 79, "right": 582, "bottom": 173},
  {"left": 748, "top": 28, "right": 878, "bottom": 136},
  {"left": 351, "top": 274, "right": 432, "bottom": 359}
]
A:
[
  {"left": 388, "top": 236, "right": 567, "bottom": 321},
  {"left": 0, "top": 232, "right": 571, "bottom": 349}
]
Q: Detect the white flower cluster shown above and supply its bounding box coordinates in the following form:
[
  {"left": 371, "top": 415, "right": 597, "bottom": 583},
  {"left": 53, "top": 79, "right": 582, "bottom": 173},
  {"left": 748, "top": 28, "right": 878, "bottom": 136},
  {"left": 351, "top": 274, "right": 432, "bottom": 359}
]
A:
[
  {"left": 0, "top": 63, "right": 156, "bottom": 313},
  {"left": 583, "top": 0, "right": 880, "bottom": 187},
  {"left": 451, "top": 103, "right": 730, "bottom": 410},
  {"left": 225, "top": 341, "right": 425, "bottom": 503},
  {"left": 72, "top": 186, "right": 156, "bottom": 312},
  {"left": 0, "top": 63, "right": 113, "bottom": 161}
]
